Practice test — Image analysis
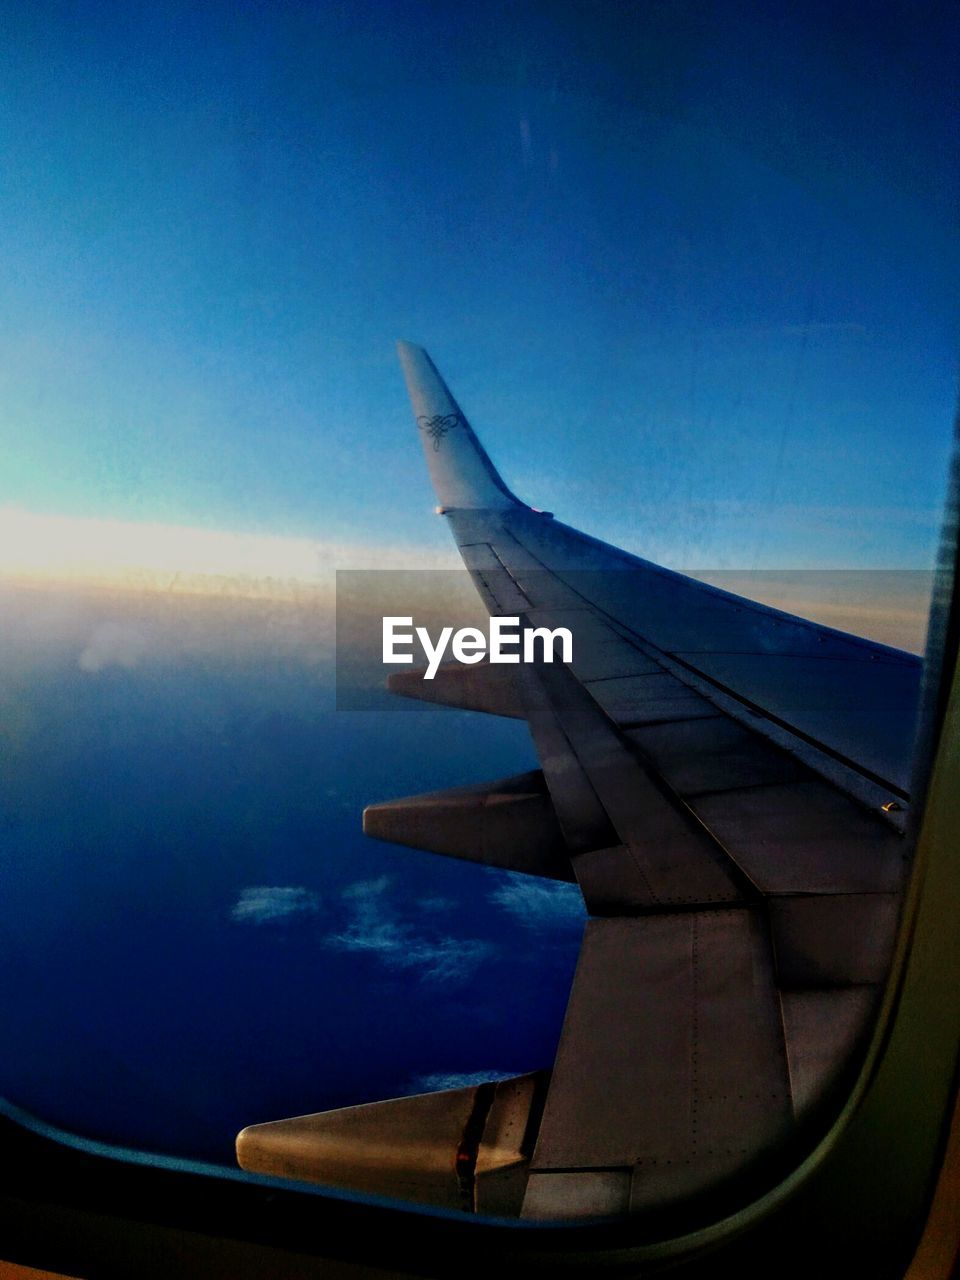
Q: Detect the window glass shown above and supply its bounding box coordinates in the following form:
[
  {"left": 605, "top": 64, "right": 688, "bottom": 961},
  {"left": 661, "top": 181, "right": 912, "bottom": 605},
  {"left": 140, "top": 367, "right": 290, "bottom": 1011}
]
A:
[{"left": 0, "top": 0, "right": 955, "bottom": 1216}]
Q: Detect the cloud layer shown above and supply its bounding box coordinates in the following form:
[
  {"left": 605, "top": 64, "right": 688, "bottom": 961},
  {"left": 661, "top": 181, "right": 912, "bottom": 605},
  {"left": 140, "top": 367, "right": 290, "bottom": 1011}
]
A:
[
  {"left": 326, "top": 876, "right": 493, "bottom": 985},
  {"left": 79, "top": 620, "right": 154, "bottom": 672},
  {"left": 231, "top": 885, "right": 321, "bottom": 925},
  {"left": 487, "top": 873, "right": 586, "bottom": 932},
  {"left": 410, "top": 1069, "right": 521, "bottom": 1094}
]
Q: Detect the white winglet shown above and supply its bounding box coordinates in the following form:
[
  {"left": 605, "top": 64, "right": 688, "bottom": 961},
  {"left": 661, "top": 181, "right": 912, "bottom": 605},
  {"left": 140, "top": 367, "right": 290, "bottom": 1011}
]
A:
[{"left": 397, "top": 341, "right": 521, "bottom": 510}]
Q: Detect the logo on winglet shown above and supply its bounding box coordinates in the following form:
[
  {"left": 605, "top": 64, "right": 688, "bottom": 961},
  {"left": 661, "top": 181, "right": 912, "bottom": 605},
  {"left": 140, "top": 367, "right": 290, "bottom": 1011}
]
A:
[{"left": 417, "top": 412, "right": 461, "bottom": 451}]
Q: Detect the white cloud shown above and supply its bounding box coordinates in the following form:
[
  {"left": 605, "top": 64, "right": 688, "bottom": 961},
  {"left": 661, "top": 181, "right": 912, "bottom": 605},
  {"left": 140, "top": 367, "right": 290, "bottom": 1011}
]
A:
[
  {"left": 488, "top": 873, "right": 586, "bottom": 932},
  {"left": 410, "top": 1070, "right": 521, "bottom": 1094},
  {"left": 328, "top": 876, "right": 493, "bottom": 985},
  {"left": 343, "top": 874, "right": 390, "bottom": 899},
  {"left": 78, "top": 620, "right": 154, "bottom": 672},
  {"left": 417, "top": 895, "right": 456, "bottom": 912},
  {"left": 231, "top": 885, "right": 321, "bottom": 925},
  {"left": 399, "top": 936, "right": 492, "bottom": 984}
]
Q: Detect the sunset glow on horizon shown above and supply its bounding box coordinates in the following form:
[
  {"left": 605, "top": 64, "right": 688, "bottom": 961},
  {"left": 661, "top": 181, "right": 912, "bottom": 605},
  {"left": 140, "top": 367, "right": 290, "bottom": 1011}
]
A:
[{"left": 0, "top": 507, "right": 460, "bottom": 595}]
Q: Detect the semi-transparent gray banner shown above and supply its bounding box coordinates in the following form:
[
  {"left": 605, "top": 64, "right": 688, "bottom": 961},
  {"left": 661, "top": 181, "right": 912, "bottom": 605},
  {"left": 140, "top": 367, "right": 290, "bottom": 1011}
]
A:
[{"left": 335, "top": 569, "right": 932, "bottom": 711}]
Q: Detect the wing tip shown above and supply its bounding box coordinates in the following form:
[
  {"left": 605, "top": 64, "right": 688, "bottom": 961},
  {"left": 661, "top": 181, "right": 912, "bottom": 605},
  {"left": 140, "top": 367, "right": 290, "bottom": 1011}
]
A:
[
  {"left": 396, "top": 339, "right": 435, "bottom": 385},
  {"left": 395, "top": 341, "right": 522, "bottom": 510}
]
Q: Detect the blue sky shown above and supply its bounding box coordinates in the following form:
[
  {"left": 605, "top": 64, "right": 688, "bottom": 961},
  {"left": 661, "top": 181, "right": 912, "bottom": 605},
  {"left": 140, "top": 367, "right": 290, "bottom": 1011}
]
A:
[{"left": 0, "top": 0, "right": 956, "bottom": 566}]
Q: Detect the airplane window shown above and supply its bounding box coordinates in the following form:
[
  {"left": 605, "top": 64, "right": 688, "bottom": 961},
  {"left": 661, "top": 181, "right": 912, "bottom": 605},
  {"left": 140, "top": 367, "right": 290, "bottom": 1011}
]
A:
[{"left": 0, "top": 0, "right": 956, "bottom": 1241}]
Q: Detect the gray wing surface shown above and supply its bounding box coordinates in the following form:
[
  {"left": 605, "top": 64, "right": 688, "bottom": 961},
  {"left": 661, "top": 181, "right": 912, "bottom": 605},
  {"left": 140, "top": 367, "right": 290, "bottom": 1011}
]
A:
[
  {"left": 396, "top": 341, "right": 920, "bottom": 802},
  {"left": 236, "top": 343, "right": 917, "bottom": 1221}
]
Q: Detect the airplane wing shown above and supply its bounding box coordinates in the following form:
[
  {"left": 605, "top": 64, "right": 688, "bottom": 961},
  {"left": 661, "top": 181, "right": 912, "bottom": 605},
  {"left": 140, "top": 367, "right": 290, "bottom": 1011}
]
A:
[{"left": 236, "top": 343, "right": 918, "bottom": 1221}]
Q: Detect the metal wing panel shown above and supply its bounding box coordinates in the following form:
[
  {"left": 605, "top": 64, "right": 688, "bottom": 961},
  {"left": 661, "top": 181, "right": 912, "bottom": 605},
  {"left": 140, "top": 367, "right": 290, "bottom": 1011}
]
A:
[
  {"left": 625, "top": 717, "right": 807, "bottom": 796},
  {"left": 463, "top": 506, "right": 922, "bottom": 796},
  {"left": 670, "top": 650, "right": 921, "bottom": 793},
  {"left": 779, "top": 989, "right": 880, "bottom": 1122},
  {"left": 690, "top": 782, "right": 905, "bottom": 894},
  {"left": 518, "top": 654, "right": 746, "bottom": 908},
  {"left": 768, "top": 894, "right": 901, "bottom": 986},
  {"left": 523, "top": 910, "right": 793, "bottom": 1216}
]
